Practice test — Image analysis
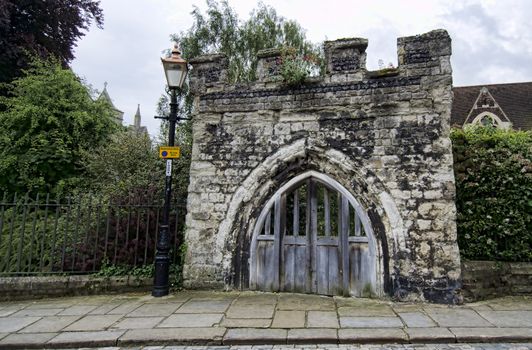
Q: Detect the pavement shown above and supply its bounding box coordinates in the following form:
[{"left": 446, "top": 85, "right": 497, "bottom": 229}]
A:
[{"left": 0, "top": 291, "right": 530, "bottom": 349}]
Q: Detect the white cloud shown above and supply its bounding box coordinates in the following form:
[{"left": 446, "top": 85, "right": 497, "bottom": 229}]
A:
[{"left": 71, "top": 0, "right": 532, "bottom": 136}]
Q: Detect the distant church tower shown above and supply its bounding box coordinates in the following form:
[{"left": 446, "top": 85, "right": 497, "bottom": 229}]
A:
[
  {"left": 129, "top": 104, "right": 148, "bottom": 134},
  {"left": 97, "top": 82, "right": 124, "bottom": 125}
]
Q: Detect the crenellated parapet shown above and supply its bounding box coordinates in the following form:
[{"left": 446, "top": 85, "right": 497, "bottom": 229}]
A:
[{"left": 189, "top": 29, "right": 451, "bottom": 94}]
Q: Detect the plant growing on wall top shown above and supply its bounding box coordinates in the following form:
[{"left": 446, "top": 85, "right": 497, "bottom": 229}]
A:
[{"left": 278, "top": 46, "right": 320, "bottom": 87}]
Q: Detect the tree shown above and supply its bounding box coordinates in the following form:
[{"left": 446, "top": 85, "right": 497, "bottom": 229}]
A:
[
  {"left": 83, "top": 131, "right": 160, "bottom": 196},
  {"left": 156, "top": 0, "right": 320, "bottom": 202},
  {"left": 173, "top": 0, "right": 319, "bottom": 83},
  {"left": 0, "top": 56, "right": 118, "bottom": 194},
  {"left": 0, "top": 0, "right": 103, "bottom": 85}
]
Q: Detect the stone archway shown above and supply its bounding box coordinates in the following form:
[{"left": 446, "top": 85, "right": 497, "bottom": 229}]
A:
[
  {"left": 185, "top": 30, "right": 462, "bottom": 303},
  {"left": 249, "top": 171, "right": 378, "bottom": 297}
]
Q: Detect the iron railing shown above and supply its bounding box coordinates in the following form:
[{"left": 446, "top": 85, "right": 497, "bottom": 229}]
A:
[{"left": 0, "top": 192, "right": 186, "bottom": 276}]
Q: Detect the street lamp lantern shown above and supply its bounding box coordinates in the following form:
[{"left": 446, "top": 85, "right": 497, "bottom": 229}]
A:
[
  {"left": 161, "top": 44, "right": 188, "bottom": 89},
  {"left": 153, "top": 43, "right": 188, "bottom": 297}
]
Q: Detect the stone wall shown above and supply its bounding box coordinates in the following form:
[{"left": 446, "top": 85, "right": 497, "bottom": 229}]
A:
[
  {"left": 461, "top": 260, "right": 532, "bottom": 302},
  {"left": 0, "top": 275, "right": 152, "bottom": 301},
  {"left": 184, "top": 29, "right": 461, "bottom": 303}
]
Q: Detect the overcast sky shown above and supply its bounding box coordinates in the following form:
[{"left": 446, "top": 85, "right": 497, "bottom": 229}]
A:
[{"left": 72, "top": 0, "right": 532, "bottom": 136}]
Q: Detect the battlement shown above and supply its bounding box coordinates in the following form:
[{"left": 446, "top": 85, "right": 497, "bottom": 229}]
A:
[{"left": 189, "top": 29, "right": 451, "bottom": 94}]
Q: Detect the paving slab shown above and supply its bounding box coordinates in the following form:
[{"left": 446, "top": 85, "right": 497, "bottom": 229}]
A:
[
  {"left": 277, "top": 295, "right": 335, "bottom": 311},
  {"left": 0, "top": 316, "right": 41, "bottom": 332},
  {"left": 424, "top": 309, "right": 493, "bottom": 327},
  {"left": 119, "top": 327, "right": 226, "bottom": 346},
  {"left": 234, "top": 294, "right": 277, "bottom": 306},
  {"left": 398, "top": 312, "right": 437, "bottom": 328},
  {"left": 406, "top": 328, "right": 456, "bottom": 343},
  {"left": 18, "top": 315, "right": 81, "bottom": 333},
  {"left": 287, "top": 328, "right": 337, "bottom": 344},
  {"left": 307, "top": 311, "right": 339, "bottom": 328},
  {"left": 11, "top": 308, "right": 63, "bottom": 317},
  {"left": 339, "top": 316, "right": 403, "bottom": 328},
  {"left": 271, "top": 311, "right": 305, "bottom": 328},
  {"left": 177, "top": 299, "right": 233, "bottom": 314},
  {"left": 227, "top": 305, "right": 275, "bottom": 319},
  {"left": 338, "top": 328, "right": 408, "bottom": 343},
  {"left": 112, "top": 317, "right": 164, "bottom": 330},
  {"left": 0, "top": 334, "right": 5, "bottom": 340},
  {"left": 47, "top": 330, "right": 125, "bottom": 348},
  {"left": 89, "top": 303, "right": 124, "bottom": 315},
  {"left": 450, "top": 327, "right": 532, "bottom": 342},
  {"left": 158, "top": 313, "right": 224, "bottom": 328},
  {"left": 476, "top": 310, "right": 532, "bottom": 327},
  {"left": 224, "top": 328, "right": 287, "bottom": 345},
  {"left": 221, "top": 318, "right": 271, "bottom": 328},
  {"left": 391, "top": 304, "right": 425, "bottom": 313},
  {"left": 142, "top": 294, "right": 193, "bottom": 304},
  {"left": 58, "top": 304, "right": 98, "bottom": 315},
  {"left": 64, "top": 314, "right": 123, "bottom": 331},
  {"left": 127, "top": 303, "right": 182, "bottom": 317},
  {"left": 26, "top": 300, "right": 78, "bottom": 309},
  {"left": 486, "top": 297, "right": 532, "bottom": 311},
  {"left": 337, "top": 306, "right": 395, "bottom": 317},
  {"left": 0, "top": 307, "right": 21, "bottom": 317},
  {"left": 107, "top": 302, "right": 142, "bottom": 315},
  {"left": 0, "top": 332, "right": 57, "bottom": 349}
]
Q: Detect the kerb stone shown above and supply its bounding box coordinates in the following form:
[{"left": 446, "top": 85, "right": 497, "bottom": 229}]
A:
[{"left": 223, "top": 328, "right": 287, "bottom": 345}]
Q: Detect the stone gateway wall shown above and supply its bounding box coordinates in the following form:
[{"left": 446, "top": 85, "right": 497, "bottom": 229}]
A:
[{"left": 184, "top": 29, "right": 462, "bottom": 303}]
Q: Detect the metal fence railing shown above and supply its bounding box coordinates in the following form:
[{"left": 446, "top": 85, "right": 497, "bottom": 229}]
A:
[{"left": 0, "top": 192, "right": 186, "bottom": 276}]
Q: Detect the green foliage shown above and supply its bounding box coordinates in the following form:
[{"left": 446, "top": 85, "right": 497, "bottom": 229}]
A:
[
  {"left": 95, "top": 258, "right": 154, "bottom": 278},
  {"left": 278, "top": 46, "right": 320, "bottom": 87},
  {"left": 0, "top": 0, "right": 103, "bottom": 85},
  {"left": 0, "top": 56, "right": 119, "bottom": 195},
  {"left": 173, "top": 0, "right": 320, "bottom": 83},
  {"left": 452, "top": 126, "right": 532, "bottom": 262},
  {"left": 83, "top": 130, "right": 160, "bottom": 196}
]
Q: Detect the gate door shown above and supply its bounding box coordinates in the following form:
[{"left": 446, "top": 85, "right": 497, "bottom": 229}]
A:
[{"left": 250, "top": 172, "right": 376, "bottom": 296}]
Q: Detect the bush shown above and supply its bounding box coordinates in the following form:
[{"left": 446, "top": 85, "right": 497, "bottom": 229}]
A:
[{"left": 451, "top": 126, "right": 532, "bottom": 262}]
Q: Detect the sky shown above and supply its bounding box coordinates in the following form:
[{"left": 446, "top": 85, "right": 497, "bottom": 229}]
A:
[{"left": 72, "top": 0, "right": 532, "bottom": 137}]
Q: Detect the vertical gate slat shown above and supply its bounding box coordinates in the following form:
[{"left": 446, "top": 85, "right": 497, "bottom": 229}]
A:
[
  {"left": 273, "top": 196, "right": 281, "bottom": 291},
  {"left": 264, "top": 209, "right": 271, "bottom": 236},
  {"left": 324, "top": 188, "right": 330, "bottom": 237},
  {"left": 293, "top": 191, "right": 299, "bottom": 236},
  {"left": 310, "top": 180, "right": 318, "bottom": 293},
  {"left": 340, "top": 196, "right": 350, "bottom": 296},
  {"left": 355, "top": 211, "right": 361, "bottom": 236}
]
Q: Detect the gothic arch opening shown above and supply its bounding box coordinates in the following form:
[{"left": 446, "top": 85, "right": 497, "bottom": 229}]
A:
[{"left": 249, "top": 171, "right": 379, "bottom": 297}]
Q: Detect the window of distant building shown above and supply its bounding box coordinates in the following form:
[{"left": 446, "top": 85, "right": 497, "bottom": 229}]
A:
[{"left": 471, "top": 112, "right": 505, "bottom": 128}]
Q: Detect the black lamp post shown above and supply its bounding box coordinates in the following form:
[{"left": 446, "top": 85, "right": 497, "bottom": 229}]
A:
[{"left": 152, "top": 44, "right": 188, "bottom": 297}]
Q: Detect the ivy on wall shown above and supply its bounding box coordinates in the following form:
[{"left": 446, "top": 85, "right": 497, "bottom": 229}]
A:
[{"left": 451, "top": 126, "right": 532, "bottom": 262}]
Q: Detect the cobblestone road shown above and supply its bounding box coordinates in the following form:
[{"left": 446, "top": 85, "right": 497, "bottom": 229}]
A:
[{"left": 97, "top": 344, "right": 532, "bottom": 350}]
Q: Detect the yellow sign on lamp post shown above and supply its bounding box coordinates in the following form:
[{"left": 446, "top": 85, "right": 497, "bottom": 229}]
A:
[{"left": 159, "top": 146, "right": 180, "bottom": 159}]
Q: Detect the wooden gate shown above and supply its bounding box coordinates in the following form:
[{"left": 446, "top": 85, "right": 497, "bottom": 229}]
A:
[{"left": 250, "top": 172, "right": 377, "bottom": 296}]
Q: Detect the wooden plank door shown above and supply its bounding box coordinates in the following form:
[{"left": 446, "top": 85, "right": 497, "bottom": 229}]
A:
[{"left": 251, "top": 175, "right": 374, "bottom": 297}]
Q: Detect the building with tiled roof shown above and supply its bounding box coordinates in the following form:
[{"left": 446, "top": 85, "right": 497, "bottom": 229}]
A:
[{"left": 451, "top": 82, "right": 532, "bottom": 130}]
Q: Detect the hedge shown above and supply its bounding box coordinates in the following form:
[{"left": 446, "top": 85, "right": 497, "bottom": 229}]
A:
[{"left": 451, "top": 126, "right": 532, "bottom": 262}]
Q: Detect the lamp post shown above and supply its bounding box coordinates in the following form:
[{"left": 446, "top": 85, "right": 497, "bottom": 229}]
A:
[{"left": 152, "top": 44, "right": 188, "bottom": 297}]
